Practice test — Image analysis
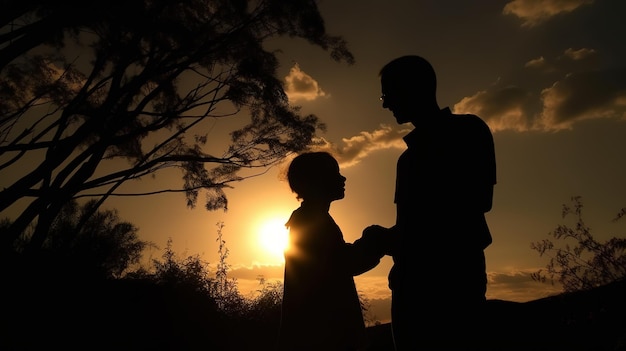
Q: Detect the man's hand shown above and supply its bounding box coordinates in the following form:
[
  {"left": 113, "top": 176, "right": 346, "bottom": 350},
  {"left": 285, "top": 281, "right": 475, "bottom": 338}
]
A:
[{"left": 362, "top": 225, "right": 395, "bottom": 256}]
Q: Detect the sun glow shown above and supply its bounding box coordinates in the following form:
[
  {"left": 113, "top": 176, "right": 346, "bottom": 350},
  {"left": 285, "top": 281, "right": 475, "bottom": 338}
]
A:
[{"left": 257, "top": 217, "right": 289, "bottom": 263}]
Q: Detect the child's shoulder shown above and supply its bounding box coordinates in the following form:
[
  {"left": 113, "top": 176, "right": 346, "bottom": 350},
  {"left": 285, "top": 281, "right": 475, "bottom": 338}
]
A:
[{"left": 286, "top": 206, "right": 328, "bottom": 228}]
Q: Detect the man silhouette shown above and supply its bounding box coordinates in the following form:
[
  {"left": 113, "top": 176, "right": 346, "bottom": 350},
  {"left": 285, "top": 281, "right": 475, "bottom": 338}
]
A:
[{"left": 376, "top": 55, "right": 496, "bottom": 350}]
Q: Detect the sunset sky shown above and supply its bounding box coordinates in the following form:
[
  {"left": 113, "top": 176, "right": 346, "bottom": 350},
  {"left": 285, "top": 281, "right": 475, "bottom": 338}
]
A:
[{"left": 5, "top": 0, "right": 626, "bottom": 324}]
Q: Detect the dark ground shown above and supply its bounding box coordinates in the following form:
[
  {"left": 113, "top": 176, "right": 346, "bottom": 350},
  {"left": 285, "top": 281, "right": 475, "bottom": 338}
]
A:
[
  {"left": 4, "top": 275, "right": 624, "bottom": 351},
  {"left": 365, "top": 279, "right": 626, "bottom": 351}
]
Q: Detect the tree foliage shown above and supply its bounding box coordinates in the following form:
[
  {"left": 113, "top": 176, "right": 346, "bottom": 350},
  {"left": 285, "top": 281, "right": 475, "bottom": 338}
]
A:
[
  {"left": 3, "top": 199, "right": 150, "bottom": 279},
  {"left": 531, "top": 196, "right": 626, "bottom": 293},
  {"left": 0, "top": 0, "right": 354, "bottom": 252}
]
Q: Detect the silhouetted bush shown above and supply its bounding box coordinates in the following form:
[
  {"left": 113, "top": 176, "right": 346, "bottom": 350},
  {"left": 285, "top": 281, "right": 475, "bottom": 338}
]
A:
[
  {"left": 531, "top": 196, "right": 626, "bottom": 292},
  {"left": 2, "top": 200, "right": 151, "bottom": 280}
]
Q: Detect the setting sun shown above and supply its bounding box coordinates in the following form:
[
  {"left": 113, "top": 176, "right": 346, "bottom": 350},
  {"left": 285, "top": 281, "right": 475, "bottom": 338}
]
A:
[{"left": 257, "top": 217, "right": 289, "bottom": 263}]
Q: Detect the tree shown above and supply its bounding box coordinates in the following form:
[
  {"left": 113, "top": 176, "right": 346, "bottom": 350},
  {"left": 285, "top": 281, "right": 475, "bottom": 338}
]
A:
[
  {"left": 0, "top": 0, "right": 354, "bottom": 252},
  {"left": 531, "top": 196, "right": 626, "bottom": 293},
  {"left": 3, "top": 199, "right": 150, "bottom": 279}
]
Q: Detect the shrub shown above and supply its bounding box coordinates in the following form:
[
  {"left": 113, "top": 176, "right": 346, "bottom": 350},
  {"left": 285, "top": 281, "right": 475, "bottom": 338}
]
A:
[{"left": 531, "top": 196, "right": 626, "bottom": 293}]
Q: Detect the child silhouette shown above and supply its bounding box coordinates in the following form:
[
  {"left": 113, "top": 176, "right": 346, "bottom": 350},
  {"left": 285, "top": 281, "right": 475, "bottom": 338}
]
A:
[{"left": 277, "top": 151, "right": 387, "bottom": 351}]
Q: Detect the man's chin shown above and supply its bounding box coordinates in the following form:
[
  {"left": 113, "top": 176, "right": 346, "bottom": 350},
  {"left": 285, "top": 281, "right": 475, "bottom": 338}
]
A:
[{"left": 394, "top": 115, "right": 410, "bottom": 124}]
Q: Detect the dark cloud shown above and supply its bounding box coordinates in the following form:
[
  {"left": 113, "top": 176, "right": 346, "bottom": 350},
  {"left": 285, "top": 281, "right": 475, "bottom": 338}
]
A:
[
  {"left": 455, "top": 45, "right": 625, "bottom": 133},
  {"left": 538, "top": 68, "right": 626, "bottom": 130},
  {"left": 525, "top": 48, "right": 599, "bottom": 75},
  {"left": 454, "top": 86, "right": 536, "bottom": 132}
]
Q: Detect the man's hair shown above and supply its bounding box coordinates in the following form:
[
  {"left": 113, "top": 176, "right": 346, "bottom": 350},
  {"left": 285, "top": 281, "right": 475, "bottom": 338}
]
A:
[{"left": 379, "top": 55, "right": 437, "bottom": 94}]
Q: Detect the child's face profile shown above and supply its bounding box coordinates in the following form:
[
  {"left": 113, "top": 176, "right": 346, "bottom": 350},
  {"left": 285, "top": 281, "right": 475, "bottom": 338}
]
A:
[
  {"left": 315, "top": 159, "right": 346, "bottom": 202},
  {"left": 288, "top": 152, "right": 347, "bottom": 203}
]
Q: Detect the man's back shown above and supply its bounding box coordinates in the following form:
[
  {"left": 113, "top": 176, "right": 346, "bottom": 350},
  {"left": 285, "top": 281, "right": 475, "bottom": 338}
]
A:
[{"left": 393, "top": 109, "right": 495, "bottom": 248}]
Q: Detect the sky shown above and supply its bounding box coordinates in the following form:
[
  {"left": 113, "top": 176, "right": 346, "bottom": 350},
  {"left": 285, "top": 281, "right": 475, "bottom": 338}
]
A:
[
  {"left": 4, "top": 0, "right": 626, "bottom": 324},
  {"left": 119, "top": 0, "right": 625, "bottom": 323}
]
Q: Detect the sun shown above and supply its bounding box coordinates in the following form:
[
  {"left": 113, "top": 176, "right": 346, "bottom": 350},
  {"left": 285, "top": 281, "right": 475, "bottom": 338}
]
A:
[{"left": 257, "top": 217, "right": 289, "bottom": 263}]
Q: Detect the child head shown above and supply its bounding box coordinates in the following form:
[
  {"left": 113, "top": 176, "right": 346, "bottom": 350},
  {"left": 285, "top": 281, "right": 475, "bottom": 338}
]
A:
[{"left": 287, "top": 152, "right": 346, "bottom": 202}]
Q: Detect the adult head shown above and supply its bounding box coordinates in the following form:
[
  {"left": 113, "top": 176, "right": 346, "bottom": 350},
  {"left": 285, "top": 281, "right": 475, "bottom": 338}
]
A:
[
  {"left": 287, "top": 151, "right": 346, "bottom": 202},
  {"left": 379, "top": 55, "right": 440, "bottom": 124}
]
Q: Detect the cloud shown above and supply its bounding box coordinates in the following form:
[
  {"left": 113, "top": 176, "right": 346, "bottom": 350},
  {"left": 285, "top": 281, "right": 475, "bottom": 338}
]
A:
[
  {"left": 228, "top": 262, "right": 285, "bottom": 281},
  {"left": 537, "top": 68, "right": 626, "bottom": 130},
  {"left": 526, "top": 48, "right": 598, "bottom": 74},
  {"left": 453, "top": 86, "right": 536, "bottom": 132},
  {"left": 454, "top": 70, "right": 626, "bottom": 133},
  {"left": 354, "top": 275, "right": 392, "bottom": 301},
  {"left": 562, "top": 47, "right": 596, "bottom": 61},
  {"left": 456, "top": 47, "right": 625, "bottom": 133},
  {"left": 223, "top": 263, "right": 285, "bottom": 298},
  {"left": 503, "top": 0, "right": 594, "bottom": 27},
  {"left": 487, "top": 270, "right": 563, "bottom": 302},
  {"left": 310, "top": 125, "right": 410, "bottom": 168},
  {"left": 283, "top": 63, "right": 327, "bottom": 102},
  {"left": 365, "top": 297, "right": 392, "bottom": 325},
  {"left": 525, "top": 56, "right": 548, "bottom": 69}
]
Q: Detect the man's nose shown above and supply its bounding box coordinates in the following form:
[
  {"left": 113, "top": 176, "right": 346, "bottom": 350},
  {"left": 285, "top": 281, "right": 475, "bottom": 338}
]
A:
[{"left": 380, "top": 96, "right": 391, "bottom": 109}]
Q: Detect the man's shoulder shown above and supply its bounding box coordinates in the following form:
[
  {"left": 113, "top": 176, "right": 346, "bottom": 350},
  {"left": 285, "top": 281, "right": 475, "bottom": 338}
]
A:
[
  {"left": 449, "top": 113, "right": 491, "bottom": 132},
  {"left": 450, "top": 112, "right": 486, "bottom": 123}
]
